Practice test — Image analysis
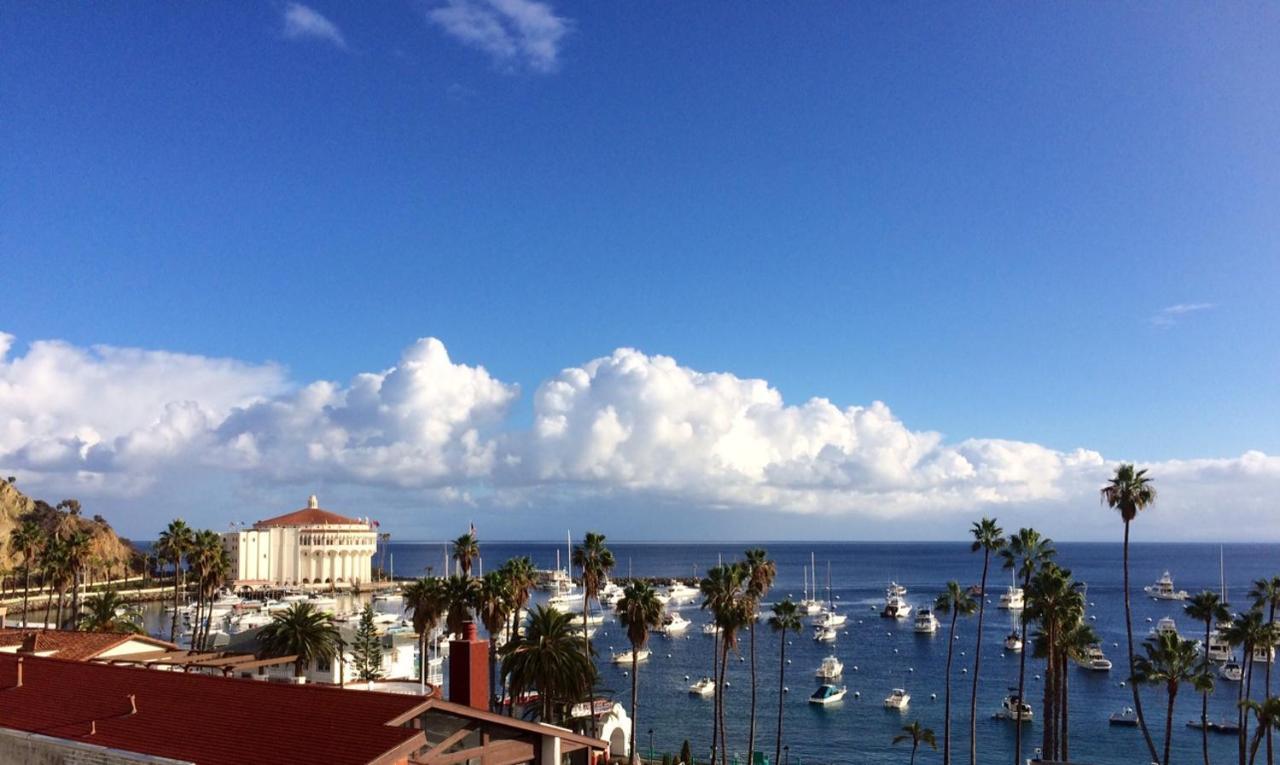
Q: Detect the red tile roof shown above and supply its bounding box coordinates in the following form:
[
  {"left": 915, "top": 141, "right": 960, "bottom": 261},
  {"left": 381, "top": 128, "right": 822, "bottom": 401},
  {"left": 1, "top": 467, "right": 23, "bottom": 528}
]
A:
[
  {"left": 255, "top": 506, "right": 365, "bottom": 527},
  {"left": 0, "top": 653, "right": 427, "bottom": 765},
  {"left": 0, "top": 630, "right": 176, "bottom": 662}
]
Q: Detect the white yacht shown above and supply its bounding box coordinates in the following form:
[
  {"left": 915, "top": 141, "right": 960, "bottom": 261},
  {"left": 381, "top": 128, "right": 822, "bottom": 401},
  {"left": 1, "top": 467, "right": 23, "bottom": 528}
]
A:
[
  {"left": 1144, "top": 571, "right": 1189, "bottom": 601},
  {"left": 799, "top": 557, "right": 824, "bottom": 615},
  {"left": 882, "top": 594, "right": 912, "bottom": 620},
  {"left": 660, "top": 612, "right": 691, "bottom": 636},
  {"left": 809, "top": 684, "right": 847, "bottom": 705},
  {"left": 689, "top": 677, "right": 715, "bottom": 696},
  {"left": 995, "top": 693, "right": 1034, "bottom": 722},
  {"left": 1219, "top": 660, "right": 1243, "bottom": 682},
  {"left": 887, "top": 582, "right": 908, "bottom": 597},
  {"left": 1206, "top": 629, "right": 1233, "bottom": 662},
  {"left": 815, "top": 610, "right": 848, "bottom": 629},
  {"left": 813, "top": 625, "right": 838, "bottom": 643},
  {"left": 1253, "top": 644, "right": 1276, "bottom": 664},
  {"left": 227, "top": 611, "right": 273, "bottom": 634},
  {"left": 667, "top": 582, "right": 700, "bottom": 603},
  {"left": 998, "top": 586, "right": 1024, "bottom": 610},
  {"left": 1003, "top": 632, "right": 1023, "bottom": 652},
  {"left": 1078, "top": 643, "right": 1112, "bottom": 671},
  {"left": 1151, "top": 616, "right": 1180, "bottom": 639},
  {"left": 815, "top": 655, "right": 844, "bottom": 679},
  {"left": 883, "top": 688, "right": 911, "bottom": 710},
  {"left": 913, "top": 609, "right": 939, "bottom": 634},
  {"left": 611, "top": 647, "right": 651, "bottom": 664},
  {"left": 702, "top": 622, "right": 722, "bottom": 636}
]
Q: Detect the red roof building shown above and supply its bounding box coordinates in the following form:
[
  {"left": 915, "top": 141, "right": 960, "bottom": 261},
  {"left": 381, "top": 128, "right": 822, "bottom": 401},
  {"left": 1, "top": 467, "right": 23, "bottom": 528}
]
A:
[{"left": 0, "top": 629, "right": 176, "bottom": 662}]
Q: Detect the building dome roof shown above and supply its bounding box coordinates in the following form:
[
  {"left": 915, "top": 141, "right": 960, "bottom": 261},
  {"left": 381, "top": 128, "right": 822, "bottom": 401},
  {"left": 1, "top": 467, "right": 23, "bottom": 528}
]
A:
[{"left": 254, "top": 495, "right": 364, "bottom": 528}]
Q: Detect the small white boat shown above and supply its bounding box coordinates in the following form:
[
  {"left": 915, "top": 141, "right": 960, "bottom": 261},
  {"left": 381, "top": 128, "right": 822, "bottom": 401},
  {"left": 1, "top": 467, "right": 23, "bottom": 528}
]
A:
[
  {"left": 1219, "top": 660, "right": 1243, "bottom": 682},
  {"left": 702, "top": 622, "right": 722, "bottom": 636},
  {"left": 307, "top": 595, "right": 338, "bottom": 612},
  {"left": 611, "top": 647, "right": 651, "bottom": 664},
  {"left": 815, "top": 655, "right": 844, "bottom": 679},
  {"left": 1003, "top": 632, "right": 1023, "bottom": 652},
  {"left": 373, "top": 592, "right": 403, "bottom": 606},
  {"left": 887, "top": 582, "right": 908, "bottom": 598},
  {"left": 883, "top": 688, "right": 910, "bottom": 710},
  {"left": 228, "top": 611, "right": 273, "bottom": 634},
  {"left": 813, "top": 625, "right": 838, "bottom": 643},
  {"left": 1144, "top": 571, "right": 1189, "bottom": 601},
  {"left": 1109, "top": 706, "right": 1138, "bottom": 726},
  {"left": 815, "top": 609, "right": 848, "bottom": 628},
  {"left": 1151, "top": 617, "right": 1180, "bottom": 639},
  {"left": 995, "top": 693, "right": 1033, "bottom": 722},
  {"left": 998, "top": 586, "right": 1024, "bottom": 610},
  {"left": 689, "top": 676, "right": 715, "bottom": 696},
  {"left": 1206, "top": 629, "right": 1233, "bottom": 662},
  {"left": 913, "top": 609, "right": 939, "bottom": 634},
  {"left": 1078, "top": 643, "right": 1111, "bottom": 671},
  {"left": 667, "top": 582, "right": 700, "bottom": 603},
  {"left": 809, "top": 684, "right": 847, "bottom": 705},
  {"left": 881, "top": 595, "right": 912, "bottom": 620},
  {"left": 660, "top": 612, "right": 691, "bottom": 635},
  {"left": 1254, "top": 644, "right": 1276, "bottom": 665}
]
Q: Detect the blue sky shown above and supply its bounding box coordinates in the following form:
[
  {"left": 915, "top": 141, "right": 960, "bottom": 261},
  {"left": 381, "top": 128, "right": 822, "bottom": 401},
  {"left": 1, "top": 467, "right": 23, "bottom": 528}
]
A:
[{"left": 2, "top": 3, "right": 1279, "bottom": 540}]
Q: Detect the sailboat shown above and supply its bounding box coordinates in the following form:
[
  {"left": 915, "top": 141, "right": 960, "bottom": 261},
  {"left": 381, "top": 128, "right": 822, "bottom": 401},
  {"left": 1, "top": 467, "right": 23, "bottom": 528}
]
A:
[
  {"left": 816, "top": 562, "right": 847, "bottom": 627},
  {"left": 800, "top": 554, "right": 823, "bottom": 614}
]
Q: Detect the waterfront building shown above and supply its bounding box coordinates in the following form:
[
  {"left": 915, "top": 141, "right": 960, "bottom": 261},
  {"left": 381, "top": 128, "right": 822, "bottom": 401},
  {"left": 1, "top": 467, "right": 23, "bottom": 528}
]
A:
[
  {"left": 224, "top": 495, "right": 377, "bottom": 587},
  {"left": 0, "top": 629, "right": 176, "bottom": 662}
]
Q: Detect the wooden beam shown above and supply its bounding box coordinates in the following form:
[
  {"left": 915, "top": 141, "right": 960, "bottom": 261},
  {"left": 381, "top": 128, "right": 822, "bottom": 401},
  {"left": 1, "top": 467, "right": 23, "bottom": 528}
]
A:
[
  {"left": 422, "top": 740, "right": 533, "bottom": 765},
  {"left": 416, "top": 725, "right": 475, "bottom": 763}
]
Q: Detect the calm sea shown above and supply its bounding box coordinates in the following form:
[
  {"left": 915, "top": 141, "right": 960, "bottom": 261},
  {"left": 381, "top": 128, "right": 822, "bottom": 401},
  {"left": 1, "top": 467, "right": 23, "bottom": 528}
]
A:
[{"left": 151, "top": 540, "right": 1280, "bottom": 764}]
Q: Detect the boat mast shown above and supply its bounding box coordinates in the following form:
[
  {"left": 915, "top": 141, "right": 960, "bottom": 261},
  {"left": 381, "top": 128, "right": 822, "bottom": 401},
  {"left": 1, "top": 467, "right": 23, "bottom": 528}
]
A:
[
  {"left": 802, "top": 564, "right": 808, "bottom": 602},
  {"left": 827, "top": 561, "right": 833, "bottom": 610},
  {"left": 1220, "top": 545, "right": 1227, "bottom": 601}
]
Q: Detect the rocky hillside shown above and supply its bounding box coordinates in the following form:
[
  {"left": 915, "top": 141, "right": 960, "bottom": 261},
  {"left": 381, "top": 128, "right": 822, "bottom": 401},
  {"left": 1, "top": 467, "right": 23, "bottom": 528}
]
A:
[{"left": 0, "top": 478, "right": 138, "bottom": 573}]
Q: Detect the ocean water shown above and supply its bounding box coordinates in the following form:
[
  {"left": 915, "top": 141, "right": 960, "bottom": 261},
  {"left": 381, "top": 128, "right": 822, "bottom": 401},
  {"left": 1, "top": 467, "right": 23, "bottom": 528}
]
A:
[{"left": 382, "top": 540, "right": 1278, "bottom": 765}]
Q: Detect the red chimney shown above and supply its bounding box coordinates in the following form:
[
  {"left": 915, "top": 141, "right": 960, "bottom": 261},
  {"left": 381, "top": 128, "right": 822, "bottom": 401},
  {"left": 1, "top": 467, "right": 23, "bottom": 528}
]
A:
[{"left": 448, "top": 621, "right": 489, "bottom": 711}]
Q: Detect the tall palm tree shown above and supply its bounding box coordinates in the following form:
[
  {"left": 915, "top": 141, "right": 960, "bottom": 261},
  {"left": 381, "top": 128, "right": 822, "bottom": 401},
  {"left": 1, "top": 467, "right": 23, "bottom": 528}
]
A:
[
  {"left": 768, "top": 599, "right": 802, "bottom": 765},
  {"left": 500, "top": 604, "right": 594, "bottom": 724},
  {"left": 1187, "top": 591, "right": 1232, "bottom": 765},
  {"left": 1000, "top": 527, "right": 1054, "bottom": 765},
  {"left": 617, "top": 581, "right": 664, "bottom": 765},
  {"left": 1227, "top": 611, "right": 1272, "bottom": 765},
  {"left": 893, "top": 720, "right": 938, "bottom": 765},
  {"left": 743, "top": 547, "right": 775, "bottom": 764},
  {"left": 9, "top": 520, "right": 43, "bottom": 629},
  {"left": 77, "top": 588, "right": 143, "bottom": 633},
  {"left": 1057, "top": 618, "right": 1098, "bottom": 761},
  {"left": 701, "top": 562, "right": 750, "bottom": 765},
  {"left": 935, "top": 581, "right": 977, "bottom": 765},
  {"left": 39, "top": 537, "right": 70, "bottom": 630},
  {"left": 967, "top": 517, "right": 1004, "bottom": 765},
  {"left": 62, "top": 530, "right": 92, "bottom": 630},
  {"left": 499, "top": 556, "right": 538, "bottom": 715},
  {"left": 572, "top": 532, "right": 615, "bottom": 737},
  {"left": 451, "top": 532, "right": 479, "bottom": 577},
  {"left": 1102, "top": 463, "right": 1161, "bottom": 764},
  {"left": 1240, "top": 698, "right": 1280, "bottom": 765},
  {"left": 1025, "top": 561, "right": 1081, "bottom": 761},
  {"left": 156, "top": 519, "right": 193, "bottom": 642},
  {"left": 1250, "top": 577, "right": 1280, "bottom": 765},
  {"left": 1134, "top": 631, "right": 1211, "bottom": 765},
  {"left": 476, "top": 570, "right": 515, "bottom": 711},
  {"left": 404, "top": 576, "right": 447, "bottom": 685},
  {"left": 257, "top": 601, "right": 341, "bottom": 678},
  {"left": 443, "top": 574, "right": 478, "bottom": 635}
]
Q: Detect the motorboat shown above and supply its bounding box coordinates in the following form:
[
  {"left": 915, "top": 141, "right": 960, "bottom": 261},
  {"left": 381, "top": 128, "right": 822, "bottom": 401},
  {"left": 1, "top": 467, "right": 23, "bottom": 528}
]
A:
[
  {"left": 1187, "top": 718, "right": 1242, "bottom": 735},
  {"left": 966, "top": 584, "right": 984, "bottom": 598},
  {"left": 998, "top": 586, "right": 1024, "bottom": 610},
  {"left": 1144, "top": 571, "right": 1189, "bottom": 601},
  {"left": 815, "top": 655, "right": 844, "bottom": 679},
  {"left": 1109, "top": 707, "right": 1138, "bottom": 727},
  {"left": 1206, "top": 629, "right": 1233, "bottom": 662},
  {"left": 913, "top": 609, "right": 939, "bottom": 634},
  {"left": 881, "top": 595, "right": 912, "bottom": 620},
  {"left": 808, "top": 684, "right": 847, "bottom": 705},
  {"left": 611, "top": 647, "right": 651, "bottom": 664},
  {"left": 702, "top": 622, "right": 722, "bottom": 636},
  {"left": 994, "top": 693, "right": 1033, "bottom": 722},
  {"left": 1150, "top": 616, "right": 1180, "bottom": 639},
  {"left": 1218, "top": 660, "right": 1243, "bottom": 682},
  {"left": 660, "top": 612, "right": 691, "bottom": 636},
  {"left": 815, "top": 610, "right": 847, "bottom": 629},
  {"left": 689, "top": 677, "right": 715, "bottom": 696},
  {"left": 667, "top": 582, "right": 700, "bottom": 603},
  {"left": 883, "top": 688, "right": 910, "bottom": 710},
  {"left": 1078, "top": 643, "right": 1112, "bottom": 671},
  {"left": 1253, "top": 644, "right": 1276, "bottom": 664},
  {"left": 372, "top": 592, "right": 402, "bottom": 606},
  {"left": 1003, "top": 632, "right": 1023, "bottom": 652},
  {"left": 307, "top": 594, "right": 338, "bottom": 612},
  {"left": 227, "top": 611, "right": 274, "bottom": 634},
  {"left": 813, "top": 625, "right": 838, "bottom": 643}
]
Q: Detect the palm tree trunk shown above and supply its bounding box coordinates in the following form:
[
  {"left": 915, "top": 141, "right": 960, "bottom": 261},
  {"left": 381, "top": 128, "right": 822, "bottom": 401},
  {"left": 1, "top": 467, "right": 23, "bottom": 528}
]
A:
[
  {"left": 43, "top": 585, "right": 53, "bottom": 630},
  {"left": 970, "top": 551, "right": 990, "bottom": 765},
  {"left": 630, "top": 652, "right": 639, "bottom": 764},
  {"left": 70, "top": 570, "right": 81, "bottom": 630},
  {"left": 711, "top": 629, "right": 720, "bottom": 765},
  {"left": 489, "top": 638, "right": 498, "bottom": 712},
  {"left": 21, "top": 564, "right": 31, "bottom": 629},
  {"left": 1042, "top": 626, "right": 1053, "bottom": 758},
  {"left": 945, "top": 609, "right": 958, "bottom": 765},
  {"left": 1125, "top": 520, "right": 1161, "bottom": 763},
  {"left": 1244, "top": 651, "right": 1257, "bottom": 765},
  {"left": 584, "top": 593, "right": 597, "bottom": 739},
  {"left": 719, "top": 639, "right": 730, "bottom": 765},
  {"left": 170, "top": 557, "right": 180, "bottom": 642},
  {"left": 1241, "top": 650, "right": 1251, "bottom": 765},
  {"left": 1267, "top": 602, "right": 1275, "bottom": 765},
  {"left": 911, "top": 742, "right": 918, "bottom": 765},
  {"left": 775, "top": 635, "right": 786, "bottom": 765},
  {"left": 1164, "top": 684, "right": 1177, "bottom": 765},
  {"left": 748, "top": 622, "right": 757, "bottom": 764},
  {"left": 1014, "top": 569, "right": 1031, "bottom": 765},
  {"left": 55, "top": 591, "right": 64, "bottom": 631},
  {"left": 1203, "top": 619, "right": 1212, "bottom": 765},
  {"left": 1058, "top": 652, "right": 1069, "bottom": 762}
]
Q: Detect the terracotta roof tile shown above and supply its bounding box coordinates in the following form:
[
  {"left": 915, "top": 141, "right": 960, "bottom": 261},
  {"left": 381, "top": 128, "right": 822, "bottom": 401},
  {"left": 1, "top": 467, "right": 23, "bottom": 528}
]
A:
[
  {"left": 0, "top": 630, "right": 177, "bottom": 662},
  {"left": 255, "top": 506, "right": 365, "bottom": 527}
]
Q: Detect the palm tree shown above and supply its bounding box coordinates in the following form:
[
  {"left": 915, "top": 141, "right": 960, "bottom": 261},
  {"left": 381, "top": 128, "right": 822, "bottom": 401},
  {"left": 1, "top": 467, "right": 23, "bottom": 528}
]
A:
[
  {"left": 1025, "top": 561, "right": 1082, "bottom": 761},
  {"left": 893, "top": 720, "right": 938, "bottom": 765},
  {"left": 62, "top": 530, "right": 91, "bottom": 630},
  {"left": 617, "top": 581, "right": 664, "bottom": 765},
  {"left": 500, "top": 604, "right": 594, "bottom": 724},
  {"left": 443, "top": 574, "right": 478, "bottom": 635},
  {"left": 572, "top": 532, "right": 615, "bottom": 737},
  {"left": 935, "top": 581, "right": 977, "bottom": 765},
  {"left": 156, "top": 519, "right": 193, "bottom": 642},
  {"left": 1249, "top": 577, "right": 1280, "bottom": 765},
  {"left": 77, "top": 588, "right": 143, "bottom": 633},
  {"left": 39, "top": 537, "right": 70, "bottom": 630},
  {"left": 187, "top": 530, "right": 223, "bottom": 650},
  {"left": 1134, "top": 631, "right": 1211, "bottom": 765},
  {"left": 743, "top": 547, "right": 775, "bottom": 764},
  {"left": 9, "top": 520, "right": 43, "bottom": 629},
  {"left": 967, "top": 517, "right": 1004, "bottom": 765},
  {"left": 257, "top": 602, "right": 341, "bottom": 678},
  {"left": 768, "top": 599, "right": 802, "bottom": 765},
  {"left": 1187, "top": 591, "right": 1232, "bottom": 765},
  {"left": 476, "top": 570, "right": 514, "bottom": 711},
  {"left": 1102, "top": 463, "right": 1161, "bottom": 764},
  {"left": 499, "top": 556, "right": 538, "bottom": 715},
  {"left": 451, "top": 532, "right": 479, "bottom": 577},
  {"left": 1227, "top": 610, "right": 1271, "bottom": 765},
  {"left": 1000, "top": 527, "right": 1054, "bottom": 765},
  {"left": 404, "top": 576, "right": 447, "bottom": 685},
  {"left": 701, "top": 562, "right": 750, "bottom": 765},
  {"left": 1240, "top": 698, "right": 1280, "bottom": 765},
  {"left": 1057, "top": 619, "right": 1099, "bottom": 761}
]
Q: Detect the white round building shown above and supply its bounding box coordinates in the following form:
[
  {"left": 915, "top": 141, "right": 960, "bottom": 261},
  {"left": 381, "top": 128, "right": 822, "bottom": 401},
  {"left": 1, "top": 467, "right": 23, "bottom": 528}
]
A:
[{"left": 225, "top": 495, "right": 377, "bottom": 587}]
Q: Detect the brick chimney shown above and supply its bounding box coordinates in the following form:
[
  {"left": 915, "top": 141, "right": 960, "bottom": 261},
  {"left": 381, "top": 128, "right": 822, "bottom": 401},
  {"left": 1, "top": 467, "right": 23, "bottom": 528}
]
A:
[{"left": 448, "top": 621, "right": 489, "bottom": 711}]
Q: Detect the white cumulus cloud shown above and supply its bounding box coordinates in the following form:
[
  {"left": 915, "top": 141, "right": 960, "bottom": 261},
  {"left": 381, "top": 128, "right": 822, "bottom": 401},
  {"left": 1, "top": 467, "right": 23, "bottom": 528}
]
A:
[
  {"left": 282, "top": 2, "right": 347, "bottom": 49},
  {"left": 426, "top": 0, "right": 569, "bottom": 74}
]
